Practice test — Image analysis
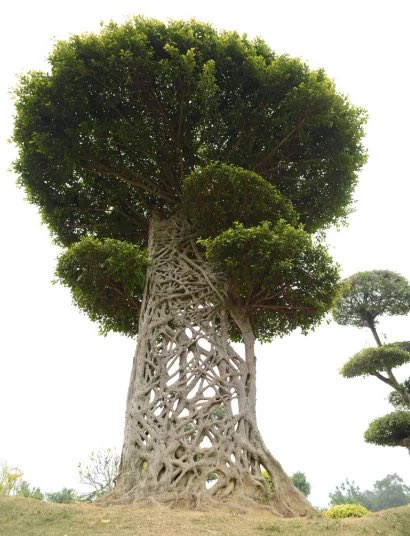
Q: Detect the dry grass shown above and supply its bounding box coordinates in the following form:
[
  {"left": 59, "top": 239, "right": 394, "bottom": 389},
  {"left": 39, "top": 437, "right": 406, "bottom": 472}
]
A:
[{"left": 1, "top": 497, "right": 409, "bottom": 536}]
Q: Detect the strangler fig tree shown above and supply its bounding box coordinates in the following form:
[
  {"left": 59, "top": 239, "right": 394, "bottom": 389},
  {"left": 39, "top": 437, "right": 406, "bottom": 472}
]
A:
[{"left": 13, "top": 18, "right": 367, "bottom": 514}]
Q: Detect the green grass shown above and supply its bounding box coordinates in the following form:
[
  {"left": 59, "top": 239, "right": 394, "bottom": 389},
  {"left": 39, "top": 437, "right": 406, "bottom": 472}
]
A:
[{"left": 1, "top": 497, "right": 409, "bottom": 536}]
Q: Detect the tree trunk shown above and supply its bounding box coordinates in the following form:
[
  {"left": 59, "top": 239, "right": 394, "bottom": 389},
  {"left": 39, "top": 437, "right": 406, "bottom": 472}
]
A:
[
  {"left": 108, "top": 213, "right": 313, "bottom": 516},
  {"left": 368, "top": 322, "right": 382, "bottom": 347}
]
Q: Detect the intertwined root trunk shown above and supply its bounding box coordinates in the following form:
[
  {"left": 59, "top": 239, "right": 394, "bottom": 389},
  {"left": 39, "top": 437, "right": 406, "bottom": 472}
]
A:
[{"left": 110, "top": 214, "right": 313, "bottom": 516}]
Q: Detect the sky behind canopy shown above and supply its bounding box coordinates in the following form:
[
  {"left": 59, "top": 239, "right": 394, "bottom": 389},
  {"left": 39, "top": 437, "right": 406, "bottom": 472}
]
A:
[{"left": 0, "top": 0, "right": 409, "bottom": 507}]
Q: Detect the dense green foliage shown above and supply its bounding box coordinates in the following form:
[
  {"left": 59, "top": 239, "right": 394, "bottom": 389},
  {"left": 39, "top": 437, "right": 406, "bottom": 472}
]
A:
[
  {"left": 202, "top": 221, "right": 339, "bottom": 340},
  {"left": 182, "top": 162, "right": 297, "bottom": 238},
  {"left": 333, "top": 271, "right": 410, "bottom": 330},
  {"left": 55, "top": 238, "right": 147, "bottom": 336},
  {"left": 46, "top": 488, "right": 79, "bottom": 503},
  {"left": 341, "top": 344, "right": 410, "bottom": 378},
  {"left": 324, "top": 504, "right": 369, "bottom": 519},
  {"left": 291, "top": 472, "right": 311, "bottom": 497},
  {"left": 14, "top": 18, "right": 366, "bottom": 245},
  {"left": 13, "top": 18, "right": 367, "bottom": 340},
  {"left": 329, "top": 475, "right": 410, "bottom": 512},
  {"left": 364, "top": 412, "right": 410, "bottom": 447}
]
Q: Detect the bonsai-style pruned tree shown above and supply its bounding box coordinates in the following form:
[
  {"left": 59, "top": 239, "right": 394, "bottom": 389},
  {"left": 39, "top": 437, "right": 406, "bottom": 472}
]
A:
[
  {"left": 333, "top": 270, "right": 410, "bottom": 346},
  {"left": 333, "top": 271, "right": 410, "bottom": 452},
  {"left": 13, "top": 18, "right": 367, "bottom": 514},
  {"left": 341, "top": 344, "right": 410, "bottom": 407}
]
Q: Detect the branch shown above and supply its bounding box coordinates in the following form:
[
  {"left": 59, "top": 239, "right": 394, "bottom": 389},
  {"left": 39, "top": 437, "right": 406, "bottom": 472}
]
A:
[
  {"left": 373, "top": 371, "right": 392, "bottom": 386},
  {"left": 82, "top": 165, "right": 177, "bottom": 204},
  {"left": 254, "top": 116, "right": 307, "bottom": 171}
]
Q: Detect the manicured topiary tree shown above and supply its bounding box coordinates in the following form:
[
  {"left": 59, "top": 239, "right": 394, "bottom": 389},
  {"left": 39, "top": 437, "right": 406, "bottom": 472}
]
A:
[
  {"left": 334, "top": 271, "right": 410, "bottom": 452},
  {"left": 341, "top": 344, "right": 410, "bottom": 407},
  {"left": 13, "top": 18, "right": 367, "bottom": 513},
  {"left": 365, "top": 412, "right": 410, "bottom": 453},
  {"left": 333, "top": 271, "right": 410, "bottom": 346}
]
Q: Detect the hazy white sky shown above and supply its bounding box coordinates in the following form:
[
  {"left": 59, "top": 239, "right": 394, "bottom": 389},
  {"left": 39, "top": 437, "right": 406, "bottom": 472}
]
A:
[{"left": 1, "top": 0, "right": 409, "bottom": 507}]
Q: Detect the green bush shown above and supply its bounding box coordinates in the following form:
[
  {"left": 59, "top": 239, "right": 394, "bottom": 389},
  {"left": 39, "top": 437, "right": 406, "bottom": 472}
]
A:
[
  {"left": 46, "top": 488, "right": 79, "bottom": 503},
  {"left": 364, "top": 411, "right": 410, "bottom": 447},
  {"left": 17, "top": 480, "right": 44, "bottom": 500},
  {"left": 324, "top": 503, "right": 369, "bottom": 518}
]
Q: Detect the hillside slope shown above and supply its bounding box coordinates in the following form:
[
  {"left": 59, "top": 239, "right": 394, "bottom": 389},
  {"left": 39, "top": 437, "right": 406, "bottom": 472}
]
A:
[{"left": 1, "top": 497, "right": 409, "bottom": 536}]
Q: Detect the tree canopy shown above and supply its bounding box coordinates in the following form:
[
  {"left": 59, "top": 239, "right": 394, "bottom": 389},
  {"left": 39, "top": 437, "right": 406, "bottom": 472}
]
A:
[
  {"left": 333, "top": 271, "right": 410, "bottom": 334},
  {"left": 291, "top": 472, "right": 311, "bottom": 497},
  {"left": 341, "top": 343, "right": 410, "bottom": 379},
  {"left": 13, "top": 18, "right": 367, "bottom": 341},
  {"left": 364, "top": 412, "right": 410, "bottom": 449}
]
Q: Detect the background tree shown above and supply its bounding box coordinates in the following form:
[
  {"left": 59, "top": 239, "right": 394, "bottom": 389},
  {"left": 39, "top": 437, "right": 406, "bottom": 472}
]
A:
[
  {"left": 333, "top": 270, "right": 410, "bottom": 452},
  {"left": 333, "top": 270, "right": 410, "bottom": 346},
  {"left": 291, "top": 472, "right": 311, "bottom": 497},
  {"left": 78, "top": 448, "right": 120, "bottom": 501},
  {"left": 341, "top": 344, "right": 410, "bottom": 407},
  {"left": 46, "top": 488, "right": 79, "bottom": 503},
  {"left": 13, "top": 18, "right": 366, "bottom": 514},
  {"left": 329, "top": 479, "right": 363, "bottom": 507},
  {"left": 17, "top": 481, "right": 44, "bottom": 500},
  {"left": 329, "top": 474, "right": 410, "bottom": 511}
]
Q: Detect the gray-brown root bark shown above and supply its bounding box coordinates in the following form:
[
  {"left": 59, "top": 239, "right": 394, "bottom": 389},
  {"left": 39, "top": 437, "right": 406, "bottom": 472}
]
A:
[{"left": 107, "top": 214, "right": 313, "bottom": 517}]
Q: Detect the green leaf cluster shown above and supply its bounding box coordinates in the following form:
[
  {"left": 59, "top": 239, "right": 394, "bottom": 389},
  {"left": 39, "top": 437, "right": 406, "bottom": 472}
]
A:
[
  {"left": 324, "top": 503, "right": 369, "bottom": 519},
  {"left": 333, "top": 270, "right": 410, "bottom": 328},
  {"left": 341, "top": 344, "right": 410, "bottom": 378},
  {"left": 202, "top": 221, "right": 339, "bottom": 340},
  {"left": 182, "top": 162, "right": 297, "bottom": 238},
  {"left": 55, "top": 238, "right": 147, "bottom": 336},
  {"left": 364, "top": 411, "right": 410, "bottom": 447}
]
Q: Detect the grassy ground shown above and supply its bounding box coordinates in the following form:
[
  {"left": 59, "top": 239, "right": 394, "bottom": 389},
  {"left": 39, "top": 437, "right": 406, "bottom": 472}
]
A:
[{"left": 1, "top": 497, "right": 409, "bottom": 536}]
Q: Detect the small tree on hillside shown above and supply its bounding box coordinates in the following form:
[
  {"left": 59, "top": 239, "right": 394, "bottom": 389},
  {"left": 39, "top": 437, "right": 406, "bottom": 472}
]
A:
[
  {"left": 17, "top": 480, "right": 44, "bottom": 500},
  {"left": 333, "top": 270, "right": 410, "bottom": 451},
  {"left": 291, "top": 472, "right": 311, "bottom": 497},
  {"left": 13, "top": 18, "right": 366, "bottom": 513},
  {"left": 78, "top": 448, "right": 120, "bottom": 501}
]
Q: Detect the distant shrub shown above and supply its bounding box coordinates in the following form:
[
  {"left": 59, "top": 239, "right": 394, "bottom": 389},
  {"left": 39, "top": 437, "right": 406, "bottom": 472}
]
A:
[
  {"left": 291, "top": 471, "right": 311, "bottom": 497},
  {"left": 17, "top": 480, "right": 44, "bottom": 500},
  {"left": 324, "top": 503, "right": 369, "bottom": 518},
  {"left": 46, "top": 488, "right": 78, "bottom": 503}
]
